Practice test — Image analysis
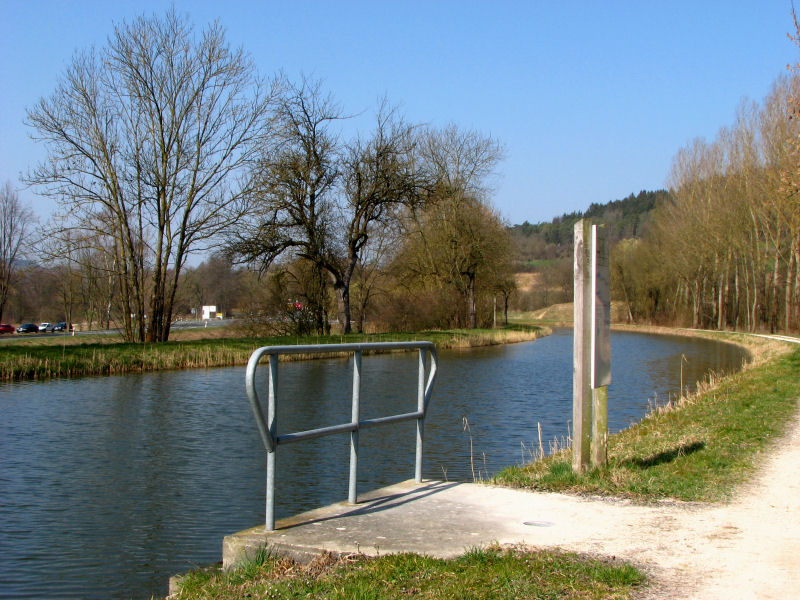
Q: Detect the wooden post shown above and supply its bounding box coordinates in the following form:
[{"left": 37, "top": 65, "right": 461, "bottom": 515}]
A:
[
  {"left": 573, "top": 219, "right": 592, "bottom": 472},
  {"left": 591, "top": 224, "right": 611, "bottom": 468},
  {"left": 591, "top": 386, "right": 608, "bottom": 466}
]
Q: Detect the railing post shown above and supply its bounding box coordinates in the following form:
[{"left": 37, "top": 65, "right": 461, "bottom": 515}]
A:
[
  {"left": 415, "top": 348, "right": 426, "bottom": 483},
  {"left": 265, "top": 354, "right": 278, "bottom": 531},
  {"left": 348, "top": 351, "right": 361, "bottom": 504}
]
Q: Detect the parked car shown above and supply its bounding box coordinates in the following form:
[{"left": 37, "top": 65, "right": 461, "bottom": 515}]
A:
[
  {"left": 0, "top": 323, "right": 14, "bottom": 334},
  {"left": 38, "top": 322, "right": 50, "bottom": 332},
  {"left": 50, "top": 322, "right": 67, "bottom": 332},
  {"left": 17, "top": 323, "right": 39, "bottom": 333}
]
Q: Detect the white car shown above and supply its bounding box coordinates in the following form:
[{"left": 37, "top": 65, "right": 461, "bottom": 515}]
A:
[{"left": 38, "top": 322, "right": 50, "bottom": 332}]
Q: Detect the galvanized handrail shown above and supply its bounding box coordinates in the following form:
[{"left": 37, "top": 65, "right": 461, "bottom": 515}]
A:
[{"left": 245, "top": 341, "right": 438, "bottom": 531}]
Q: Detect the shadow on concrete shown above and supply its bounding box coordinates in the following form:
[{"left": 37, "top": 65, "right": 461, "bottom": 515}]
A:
[{"left": 279, "top": 480, "right": 461, "bottom": 529}]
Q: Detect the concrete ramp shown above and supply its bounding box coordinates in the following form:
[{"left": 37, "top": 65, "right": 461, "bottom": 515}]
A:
[{"left": 222, "top": 478, "right": 656, "bottom": 569}]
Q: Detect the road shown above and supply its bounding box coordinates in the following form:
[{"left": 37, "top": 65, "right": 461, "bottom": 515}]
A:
[{"left": 0, "top": 318, "right": 235, "bottom": 342}]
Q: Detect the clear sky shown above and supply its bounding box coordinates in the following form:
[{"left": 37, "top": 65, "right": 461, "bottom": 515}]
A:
[{"left": 1, "top": 1, "right": 797, "bottom": 226}]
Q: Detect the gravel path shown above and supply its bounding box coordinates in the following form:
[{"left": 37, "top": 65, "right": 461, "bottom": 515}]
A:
[{"left": 623, "top": 410, "right": 800, "bottom": 599}]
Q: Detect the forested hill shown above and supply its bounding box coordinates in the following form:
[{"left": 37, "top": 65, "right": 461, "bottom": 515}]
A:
[{"left": 510, "top": 189, "right": 670, "bottom": 265}]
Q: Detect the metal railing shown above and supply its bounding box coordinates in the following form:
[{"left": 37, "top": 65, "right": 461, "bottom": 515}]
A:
[{"left": 245, "top": 341, "right": 438, "bottom": 531}]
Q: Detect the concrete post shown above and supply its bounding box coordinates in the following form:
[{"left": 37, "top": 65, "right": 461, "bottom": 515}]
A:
[
  {"left": 591, "top": 386, "right": 608, "bottom": 467},
  {"left": 573, "top": 219, "right": 592, "bottom": 472}
]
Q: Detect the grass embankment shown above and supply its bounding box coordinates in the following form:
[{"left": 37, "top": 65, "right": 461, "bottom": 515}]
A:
[
  {"left": 494, "top": 337, "right": 800, "bottom": 502},
  {"left": 0, "top": 324, "right": 547, "bottom": 382},
  {"left": 172, "top": 546, "right": 644, "bottom": 600}
]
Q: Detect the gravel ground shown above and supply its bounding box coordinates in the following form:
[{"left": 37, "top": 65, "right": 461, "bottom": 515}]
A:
[{"left": 623, "top": 410, "right": 800, "bottom": 599}]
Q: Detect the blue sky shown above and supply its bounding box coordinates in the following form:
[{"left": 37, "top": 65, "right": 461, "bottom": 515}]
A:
[{"left": 1, "top": 1, "right": 797, "bottom": 226}]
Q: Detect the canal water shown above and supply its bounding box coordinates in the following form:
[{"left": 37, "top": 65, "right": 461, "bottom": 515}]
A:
[{"left": 0, "top": 329, "right": 747, "bottom": 599}]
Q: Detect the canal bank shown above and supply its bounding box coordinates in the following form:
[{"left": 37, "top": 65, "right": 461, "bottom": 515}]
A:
[
  {"left": 174, "top": 335, "right": 800, "bottom": 599},
  {"left": 181, "top": 410, "right": 800, "bottom": 599},
  {"left": 0, "top": 326, "right": 546, "bottom": 382}
]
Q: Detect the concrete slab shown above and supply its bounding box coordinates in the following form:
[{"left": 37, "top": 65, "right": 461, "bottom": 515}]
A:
[
  {"left": 222, "top": 478, "right": 662, "bottom": 570},
  {"left": 217, "top": 407, "right": 800, "bottom": 599},
  {"left": 219, "top": 433, "right": 800, "bottom": 600}
]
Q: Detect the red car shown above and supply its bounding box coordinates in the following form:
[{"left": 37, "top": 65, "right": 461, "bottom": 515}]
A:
[{"left": 0, "top": 323, "right": 15, "bottom": 334}]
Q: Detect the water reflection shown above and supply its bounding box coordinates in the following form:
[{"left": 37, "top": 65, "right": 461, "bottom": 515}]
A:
[{"left": 0, "top": 329, "right": 747, "bottom": 599}]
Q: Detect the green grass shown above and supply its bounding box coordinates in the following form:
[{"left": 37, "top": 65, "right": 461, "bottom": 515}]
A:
[
  {"left": 0, "top": 325, "right": 546, "bottom": 381},
  {"left": 494, "top": 346, "right": 800, "bottom": 502},
  {"left": 172, "top": 546, "right": 644, "bottom": 600}
]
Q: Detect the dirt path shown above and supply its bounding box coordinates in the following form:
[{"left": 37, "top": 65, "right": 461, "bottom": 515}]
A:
[{"left": 618, "top": 410, "right": 800, "bottom": 599}]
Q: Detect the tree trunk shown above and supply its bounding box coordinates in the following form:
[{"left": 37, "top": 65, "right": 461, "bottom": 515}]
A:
[
  {"left": 619, "top": 270, "right": 635, "bottom": 323},
  {"left": 785, "top": 236, "right": 796, "bottom": 332},
  {"left": 770, "top": 243, "right": 781, "bottom": 333},
  {"left": 334, "top": 284, "right": 352, "bottom": 334},
  {"left": 720, "top": 253, "right": 731, "bottom": 330},
  {"left": 147, "top": 286, "right": 163, "bottom": 343},
  {"left": 467, "top": 274, "right": 477, "bottom": 329},
  {"left": 795, "top": 237, "right": 800, "bottom": 331},
  {"left": 751, "top": 259, "right": 759, "bottom": 332},
  {"left": 733, "top": 262, "right": 741, "bottom": 331},
  {"left": 0, "top": 265, "right": 10, "bottom": 324}
]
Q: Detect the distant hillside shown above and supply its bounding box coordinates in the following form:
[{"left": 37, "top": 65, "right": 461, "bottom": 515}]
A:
[{"left": 510, "top": 189, "right": 670, "bottom": 268}]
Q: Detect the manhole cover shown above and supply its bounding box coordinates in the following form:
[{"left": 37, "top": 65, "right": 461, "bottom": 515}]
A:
[{"left": 523, "top": 520, "right": 555, "bottom": 527}]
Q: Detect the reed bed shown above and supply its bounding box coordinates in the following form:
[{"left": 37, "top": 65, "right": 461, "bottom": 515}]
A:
[{"left": 0, "top": 325, "right": 546, "bottom": 382}]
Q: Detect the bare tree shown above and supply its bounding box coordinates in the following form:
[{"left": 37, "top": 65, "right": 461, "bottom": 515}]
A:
[
  {"left": 0, "top": 182, "right": 33, "bottom": 323},
  {"left": 230, "top": 81, "right": 422, "bottom": 333},
  {"left": 629, "top": 72, "right": 800, "bottom": 333},
  {"left": 26, "top": 9, "right": 279, "bottom": 341},
  {"left": 399, "top": 125, "right": 506, "bottom": 328},
  {"left": 350, "top": 223, "right": 398, "bottom": 332}
]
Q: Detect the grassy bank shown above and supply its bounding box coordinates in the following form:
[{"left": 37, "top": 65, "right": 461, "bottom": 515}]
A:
[
  {"left": 172, "top": 545, "right": 644, "bottom": 600},
  {"left": 0, "top": 325, "right": 547, "bottom": 382},
  {"left": 494, "top": 339, "right": 800, "bottom": 502}
]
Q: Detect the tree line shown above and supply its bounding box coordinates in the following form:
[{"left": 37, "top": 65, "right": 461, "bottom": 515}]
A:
[
  {"left": 13, "top": 9, "right": 798, "bottom": 338},
  {"left": 511, "top": 189, "right": 668, "bottom": 264},
  {"left": 508, "top": 190, "right": 667, "bottom": 312},
  {"left": 3, "top": 9, "right": 514, "bottom": 340},
  {"left": 613, "top": 70, "right": 800, "bottom": 332}
]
